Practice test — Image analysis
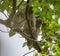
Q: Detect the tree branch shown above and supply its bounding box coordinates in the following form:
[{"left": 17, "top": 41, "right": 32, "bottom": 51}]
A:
[
  {"left": 7, "top": 0, "right": 17, "bottom": 24},
  {"left": 25, "top": 0, "right": 42, "bottom": 52},
  {"left": 0, "top": 19, "right": 6, "bottom": 25},
  {"left": 0, "top": 19, "right": 38, "bottom": 42},
  {"left": 23, "top": 50, "right": 35, "bottom": 56},
  {"left": 10, "top": 0, "right": 16, "bottom": 17},
  {"left": 12, "top": 0, "right": 16, "bottom": 14},
  {"left": 14, "top": 28, "right": 40, "bottom": 42},
  {"left": 2, "top": 12, "right": 8, "bottom": 18},
  {"left": 16, "top": 0, "right": 24, "bottom": 9},
  {"left": 25, "top": 0, "right": 34, "bottom": 40},
  {"left": 0, "top": 19, "right": 12, "bottom": 28}
]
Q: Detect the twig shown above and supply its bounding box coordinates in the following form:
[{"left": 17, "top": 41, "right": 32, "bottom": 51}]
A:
[
  {"left": 16, "top": 0, "right": 24, "bottom": 9},
  {"left": 23, "top": 50, "right": 35, "bottom": 56},
  {"left": 0, "top": 29, "right": 9, "bottom": 33},
  {"left": 2, "top": 12, "right": 8, "bottom": 18}
]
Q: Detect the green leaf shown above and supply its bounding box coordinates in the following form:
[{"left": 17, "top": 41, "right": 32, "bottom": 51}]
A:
[
  {"left": 28, "top": 45, "right": 33, "bottom": 50},
  {"left": 33, "top": 1, "right": 40, "bottom": 7},
  {"left": 9, "top": 29, "right": 16, "bottom": 37},
  {"left": 34, "top": 53, "right": 38, "bottom": 56}
]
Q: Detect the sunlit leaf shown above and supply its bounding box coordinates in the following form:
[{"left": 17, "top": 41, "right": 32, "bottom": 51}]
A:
[{"left": 9, "top": 29, "right": 16, "bottom": 37}]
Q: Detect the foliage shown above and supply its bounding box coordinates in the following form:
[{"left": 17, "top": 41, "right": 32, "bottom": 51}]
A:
[
  {"left": 9, "top": 29, "right": 16, "bottom": 37},
  {"left": 0, "top": 0, "right": 60, "bottom": 56}
]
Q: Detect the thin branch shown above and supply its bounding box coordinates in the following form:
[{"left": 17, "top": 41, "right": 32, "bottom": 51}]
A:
[
  {"left": 15, "top": 28, "right": 40, "bottom": 42},
  {"left": 9, "top": 0, "right": 16, "bottom": 17},
  {"left": 0, "top": 29, "right": 9, "bottom": 33},
  {"left": 17, "top": 18, "right": 26, "bottom": 24},
  {"left": 16, "top": 0, "right": 24, "bottom": 9},
  {"left": 23, "top": 50, "right": 35, "bottom": 56},
  {"left": 2, "top": 12, "right": 8, "bottom": 18},
  {"left": 6, "top": 0, "right": 17, "bottom": 24},
  {"left": 12, "top": 0, "right": 16, "bottom": 14}
]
